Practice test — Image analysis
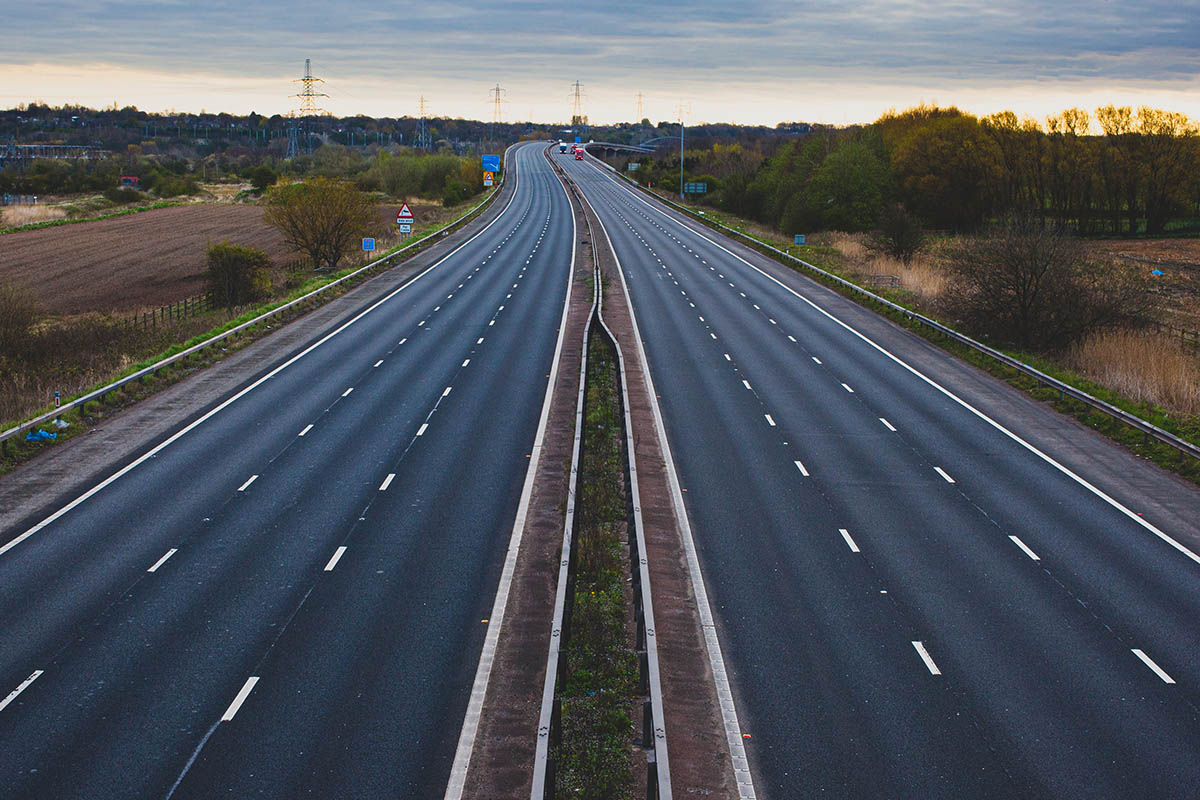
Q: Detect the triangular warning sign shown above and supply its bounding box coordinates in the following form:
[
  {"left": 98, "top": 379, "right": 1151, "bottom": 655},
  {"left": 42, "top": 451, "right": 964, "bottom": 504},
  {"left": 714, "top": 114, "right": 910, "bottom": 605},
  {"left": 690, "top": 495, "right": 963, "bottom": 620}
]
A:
[{"left": 397, "top": 203, "right": 414, "bottom": 219}]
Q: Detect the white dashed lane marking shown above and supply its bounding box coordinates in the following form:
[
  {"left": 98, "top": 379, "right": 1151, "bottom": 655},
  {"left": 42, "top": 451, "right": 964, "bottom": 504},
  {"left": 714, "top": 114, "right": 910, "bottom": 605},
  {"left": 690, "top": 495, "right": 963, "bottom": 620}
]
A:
[
  {"left": 237, "top": 475, "right": 258, "bottom": 492},
  {"left": 147, "top": 549, "right": 178, "bottom": 573}
]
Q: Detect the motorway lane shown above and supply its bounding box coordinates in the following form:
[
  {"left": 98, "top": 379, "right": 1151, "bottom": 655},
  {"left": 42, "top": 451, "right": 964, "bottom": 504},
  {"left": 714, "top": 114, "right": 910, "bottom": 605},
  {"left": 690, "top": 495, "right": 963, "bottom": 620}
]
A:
[
  {"left": 563, "top": 155, "right": 1200, "bottom": 798},
  {"left": 0, "top": 142, "right": 573, "bottom": 798}
]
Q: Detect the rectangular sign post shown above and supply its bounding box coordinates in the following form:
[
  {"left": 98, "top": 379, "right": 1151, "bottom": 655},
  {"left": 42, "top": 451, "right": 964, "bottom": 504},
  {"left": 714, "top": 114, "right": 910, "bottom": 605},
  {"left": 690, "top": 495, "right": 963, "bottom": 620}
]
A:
[
  {"left": 627, "top": 163, "right": 640, "bottom": 171},
  {"left": 481, "top": 154, "right": 500, "bottom": 172},
  {"left": 684, "top": 183, "right": 707, "bottom": 194},
  {"left": 362, "top": 237, "right": 376, "bottom": 252},
  {"left": 574, "top": 136, "right": 581, "bottom": 143},
  {"left": 483, "top": 171, "right": 495, "bottom": 187},
  {"left": 794, "top": 234, "right": 806, "bottom": 245}
]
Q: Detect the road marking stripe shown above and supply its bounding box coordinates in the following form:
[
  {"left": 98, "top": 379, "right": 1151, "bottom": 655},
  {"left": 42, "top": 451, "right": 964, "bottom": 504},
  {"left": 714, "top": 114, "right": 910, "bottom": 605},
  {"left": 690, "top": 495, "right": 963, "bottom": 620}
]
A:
[
  {"left": 723, "top": 353, "right": 731, "bottom": 361},
  {"left": 769, "top": 318, "right": 777, "bottom": 325},
  {"left": 742, "top": 380, "right": 752, "bottom": 390},
  {"left": 912, "top": 641, "right": 941, "bottom": 675},
  {"left": 879, "top": 417, "right": 896, "bottom": 432},
  {"left": 812, "top": 356, "right": 822, "bottom": 364},
  {"left": 342, "top": 387, "right": 354, "bottom": 397},
  {"left": 417, "top": 423, "right": 428, "bottom": 436},
  {"left": 462, "top": 359, "right": 471, "bottom": 367},
  {"left": 0, "top": 670, "right": 43, "bottom": 712},
  {"left": 148, "top": 548, "right": 178, "bottom": 572},
  {"left": 221, "top": 677, "right": 259, "bottom": 721},
  {"left": 379, "top": 473, "right": 396, "bottom": 491},
  {"left": 839, "top": 528, "right": 860, "bottom": 552},
  {"left": 298, "top": 424, "right": 313, "bottom": 437},
  {"left": 477, "top": 338, "right": 484, "bottom": 344},
  {"left": 237, "top": 475, "right": 258, "bottom": 492},
  {"left": 765, "top": 414, "right": 776, "bottom": 426},
  {"left": 841, "top": 383, "right": 854, "bottom": 393},
  {"left": 373, "top": 360, "right": 383, "bottom": 368},
  {"left": 324, "top": 546, "right": 347, "bottom": 572},
  {"left": 934, "top": 466, "right": 956, "bottom": 483},
  {"left": 419, "top": 320, "right": 426, "bottom": 326},
  {"left": 1132, "top": 649, "right": 1175, "bottom": 684},
  {"left": 1009, "top": 535, "right": 1040, "bottom": 561},
  {"left": 443, "top": 386, "right": 453, "bottom": 397},
  {"left": 794, "top": 460, "right": 809, "bottom": 476},
  {"left": 710, "top": 333, "right": 717, "bottom": 340},
  {"left": 398, "top": 338, "right": 407, "bottom": 345}
]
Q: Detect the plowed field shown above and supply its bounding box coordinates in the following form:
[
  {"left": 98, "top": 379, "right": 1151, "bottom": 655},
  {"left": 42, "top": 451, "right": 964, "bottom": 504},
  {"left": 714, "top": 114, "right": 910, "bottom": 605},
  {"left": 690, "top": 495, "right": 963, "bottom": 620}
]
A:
[{"left": 0, "top": 205, "right": 293, "bottom": 315}]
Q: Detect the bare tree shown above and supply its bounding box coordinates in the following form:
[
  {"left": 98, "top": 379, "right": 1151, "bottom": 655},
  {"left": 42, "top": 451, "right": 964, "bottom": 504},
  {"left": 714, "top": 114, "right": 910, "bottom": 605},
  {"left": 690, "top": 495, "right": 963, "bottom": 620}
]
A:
[
  {"left": 263, "top": 178, "right": 378, "bottom": 271},
  {"left": 945, "top": 215, "right": 1150, "bottom": 351}
]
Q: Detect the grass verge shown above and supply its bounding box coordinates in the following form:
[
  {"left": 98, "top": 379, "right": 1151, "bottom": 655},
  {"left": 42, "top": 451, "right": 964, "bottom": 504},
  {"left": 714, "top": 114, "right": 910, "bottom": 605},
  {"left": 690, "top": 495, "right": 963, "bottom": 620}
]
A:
[
  {"left": 553, "top": 323, "right": 639, "bottom": 798},
  {"left": 0, "top": 201, "right": 188, "bottom": 234}
]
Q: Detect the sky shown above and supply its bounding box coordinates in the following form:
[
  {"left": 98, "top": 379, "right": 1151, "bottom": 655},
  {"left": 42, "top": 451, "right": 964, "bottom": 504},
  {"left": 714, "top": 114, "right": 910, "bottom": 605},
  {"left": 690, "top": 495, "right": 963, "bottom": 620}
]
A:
[{"left": 5, "top": 1, "right": 1199, "bottom": 127}]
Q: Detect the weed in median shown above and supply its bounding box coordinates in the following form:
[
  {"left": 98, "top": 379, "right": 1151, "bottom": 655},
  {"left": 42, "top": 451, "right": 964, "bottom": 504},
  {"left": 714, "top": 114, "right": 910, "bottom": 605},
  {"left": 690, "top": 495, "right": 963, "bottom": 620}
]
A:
[{"left": 554, "top": 330, "right": 639, "bottom": 799}]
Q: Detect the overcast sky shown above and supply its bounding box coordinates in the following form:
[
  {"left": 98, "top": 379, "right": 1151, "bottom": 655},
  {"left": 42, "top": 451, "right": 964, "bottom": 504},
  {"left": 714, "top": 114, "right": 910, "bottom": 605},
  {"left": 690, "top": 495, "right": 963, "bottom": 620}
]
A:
[{"left": 6, "top": 1, "right": 1199, "bottom": 125}]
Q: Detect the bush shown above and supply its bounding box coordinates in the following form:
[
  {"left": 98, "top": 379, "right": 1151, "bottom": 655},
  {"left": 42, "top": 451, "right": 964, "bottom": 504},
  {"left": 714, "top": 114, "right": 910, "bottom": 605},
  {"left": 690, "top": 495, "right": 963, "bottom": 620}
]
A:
[
  {"left": 944, "top": 215, "right": 1150, "bottom": 351},
  {"left": 872, "top": 203, "right": 925, "bottom": 262},
  {"left": 205, "top": 242, "right": 272, "bottom": 312},
  {"left": 0, "top": 282, "right": 39, "bottom": 358},
  {"left": 248, "top": 165, "right": 276, "bottom": 192},
  {"left": 103, "top": 187, "right": 145, "bottom": 205}
]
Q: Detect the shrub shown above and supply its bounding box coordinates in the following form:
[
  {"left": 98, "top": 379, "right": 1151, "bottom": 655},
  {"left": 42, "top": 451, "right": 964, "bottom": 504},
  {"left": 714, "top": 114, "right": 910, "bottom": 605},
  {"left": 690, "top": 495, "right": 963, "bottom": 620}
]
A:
[
  {"left": 248, "top": 165, "right": 277, "bottom": 192},
  {"left": 944, "top": 215, "right": 1151, "bottom": 351},
  {"left": 872, "top": 203, "right": 925, "bottom": 262},
  {"left": 103, "top": 187, "right": 145, "bottom": 204},
  {"left": 205, "top": 242, "right": 272, "bottom": 312}
]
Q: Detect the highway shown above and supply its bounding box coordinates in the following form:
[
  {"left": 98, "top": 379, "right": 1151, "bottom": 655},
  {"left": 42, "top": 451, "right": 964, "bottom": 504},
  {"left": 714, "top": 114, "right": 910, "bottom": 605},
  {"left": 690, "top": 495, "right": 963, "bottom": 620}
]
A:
[
  {"left": 562, "top": 153, "right": 1200, "bottom": 798},
  {"left": 0, "top": 142, "right": 573, "bottom": 798}
]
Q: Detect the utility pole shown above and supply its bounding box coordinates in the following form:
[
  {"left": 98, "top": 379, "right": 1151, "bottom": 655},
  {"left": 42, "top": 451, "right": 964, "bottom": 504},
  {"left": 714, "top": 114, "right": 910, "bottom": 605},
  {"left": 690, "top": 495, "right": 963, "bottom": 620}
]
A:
[
  {"left": 570, "top": 80, "right": 585, "bottom": 127},
  {"left": 290, "top": 58, "right": 328, "bottom": 157},
  {"left": 489, "top": 84, "right": 506, "bottom": 124},
  {"left": 677, "top": 101, "right": 686, "bottom": 200},
  {"left": 418, "top": 95, "right": 431, "bottom": 150},
  {"left": 635, "top": 92, "right": 645, "bottom": 122}
]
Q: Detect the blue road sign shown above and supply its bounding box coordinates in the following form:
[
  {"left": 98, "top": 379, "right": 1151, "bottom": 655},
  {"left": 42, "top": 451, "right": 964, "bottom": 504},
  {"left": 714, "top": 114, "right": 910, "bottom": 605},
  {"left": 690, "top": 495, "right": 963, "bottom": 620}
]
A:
[
  {"left": 362, "top": 237, "right": 376, "bottom": 251},
  {"left": 481, "top": 154, "right": 500, "bottom": 172},
  {"left": 794, "top": 234, "right": 806, "bottom": 245},
  {"left": 574, "top": 136, "right": 582, "bottom": 143}
]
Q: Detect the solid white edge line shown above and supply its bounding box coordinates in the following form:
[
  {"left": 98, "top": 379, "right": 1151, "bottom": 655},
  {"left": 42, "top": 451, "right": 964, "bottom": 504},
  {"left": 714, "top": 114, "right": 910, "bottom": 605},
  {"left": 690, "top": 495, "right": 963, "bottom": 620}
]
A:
[
  {"left": 1, "top": 142, "right": 528, "bottom": 561},
  {"left": 839, "top": 528, "right": 860, "bottom": 553},
  {"left": 220, "top": 676, "right": 259, "bottom": 721},
  {"left": 237, "top": 475, "right": 258, "bottom": 492},
  {"left": 912, "top": 641, "right": 942, "bottom": 675},
  {"left": 934, "top": 466, "right": 956, "bottom": 484},
  {"left": 147, "top": 548, "right": 178, "bottom": 573},
  {"left": 0, "top": 670, "right": 44, "bottom": 712},
  {"left": 580, "top": 176, "right": 745, "bottom": 799},
  {"left": 1009, "top": 535, "right": 1041, "bottom": 561},
  {"left": 323, "top": 546, "right": 347, "bottom": 572},
  {"left": 594, "top": 169, "right": 1200, "bottom": 568},
  {"left": 379, "top": 473, "right": 396, "bottom": 491},
  {"left": 445, "top": 143, "right": 576, "bottom": 800},
  {"left": 794, "top": 460, "right": 809, "bottom": 477},
  {"left": 1131, "top": 648, "right": 1176, "bottom": 684}
]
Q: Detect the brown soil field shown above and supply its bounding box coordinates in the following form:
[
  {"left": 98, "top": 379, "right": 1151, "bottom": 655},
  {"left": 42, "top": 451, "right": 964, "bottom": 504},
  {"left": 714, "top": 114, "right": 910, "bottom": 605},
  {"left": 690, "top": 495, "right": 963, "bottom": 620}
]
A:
[
  {"left": 0, "top": 205, "right": 293, "bottom": 315},
  {"left": 0, "top": 201, "right": 442, "bottom": 316},
  {"left": 1088, "top": 239, "right": 1200, "bottom": 331}
]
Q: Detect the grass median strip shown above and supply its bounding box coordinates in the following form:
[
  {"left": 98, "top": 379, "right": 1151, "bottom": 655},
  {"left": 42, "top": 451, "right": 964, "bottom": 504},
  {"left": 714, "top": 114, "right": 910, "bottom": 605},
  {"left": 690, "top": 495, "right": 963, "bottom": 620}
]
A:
[{"left": 552, "top": 324, "right": 639, "bottom": 797}]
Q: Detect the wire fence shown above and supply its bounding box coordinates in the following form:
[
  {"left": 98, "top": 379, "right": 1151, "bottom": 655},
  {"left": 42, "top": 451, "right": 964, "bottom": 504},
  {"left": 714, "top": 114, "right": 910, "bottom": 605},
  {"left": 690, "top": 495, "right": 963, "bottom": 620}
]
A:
[{"left": 1146, "top": 320, "right": 1200, "bottom": 355}]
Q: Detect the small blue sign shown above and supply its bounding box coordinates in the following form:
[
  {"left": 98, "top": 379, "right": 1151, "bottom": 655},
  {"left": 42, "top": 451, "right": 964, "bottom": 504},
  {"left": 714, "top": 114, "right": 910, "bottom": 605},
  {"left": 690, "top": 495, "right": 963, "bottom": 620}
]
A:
[
  {"left": 574, "top": 136, "right": 582, "bottom": 143},
  {"left": 794, "top": 234, "right": 806, "bottom": 245},
  {"left": 362, "top": 238, "right": 376, "bottom": 251},
  {"left": 481, "top": 154, "right": 500, "bottom": 172}
]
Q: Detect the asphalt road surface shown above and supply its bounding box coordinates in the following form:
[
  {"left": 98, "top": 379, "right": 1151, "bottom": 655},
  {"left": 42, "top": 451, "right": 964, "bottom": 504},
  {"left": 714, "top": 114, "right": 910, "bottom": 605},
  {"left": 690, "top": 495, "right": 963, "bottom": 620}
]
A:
[
  {"left": 0, "top": 142, "right": 573, "bottom": 799},
  {"left": 563, "top": 153, "right": 1200, "bottom": 799}
]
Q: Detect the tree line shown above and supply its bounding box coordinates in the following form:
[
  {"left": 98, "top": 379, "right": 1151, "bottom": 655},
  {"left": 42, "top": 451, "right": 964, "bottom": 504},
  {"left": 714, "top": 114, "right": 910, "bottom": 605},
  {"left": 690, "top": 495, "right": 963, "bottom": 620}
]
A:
[{"left": 628, "top": 104, "right": 1200, "bottom": 236}]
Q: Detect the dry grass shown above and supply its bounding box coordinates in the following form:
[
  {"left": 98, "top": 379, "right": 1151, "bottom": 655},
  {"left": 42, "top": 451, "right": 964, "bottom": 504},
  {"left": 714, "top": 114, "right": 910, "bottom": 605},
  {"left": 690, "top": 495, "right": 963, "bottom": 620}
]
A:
[
  {"left": 1, "top": 204, "right": 67, "bottom": 227},
  {"left": 1066, "top": 329, "right": 1200, "bottom": 417},
  {"left": 827, "top": 232, "right": 949, "bottom": 301}
]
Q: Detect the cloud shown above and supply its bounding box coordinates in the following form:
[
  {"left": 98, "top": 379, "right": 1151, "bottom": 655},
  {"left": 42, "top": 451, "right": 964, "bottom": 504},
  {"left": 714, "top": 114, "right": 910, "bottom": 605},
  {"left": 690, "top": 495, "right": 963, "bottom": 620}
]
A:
[{"left": 6, "top": 1, "right": 1199, "bottom": 122}]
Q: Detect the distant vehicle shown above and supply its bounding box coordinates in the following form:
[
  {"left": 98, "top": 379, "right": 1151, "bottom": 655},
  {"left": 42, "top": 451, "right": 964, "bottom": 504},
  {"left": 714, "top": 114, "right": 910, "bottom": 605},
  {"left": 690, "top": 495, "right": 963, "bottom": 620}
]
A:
[
  {"left": 559, "top": 144, "right": 568, "bottom": 153},
  {"left": 574, "top": 150, "right": 584, "bottom": 160}
]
